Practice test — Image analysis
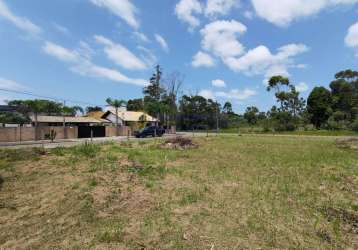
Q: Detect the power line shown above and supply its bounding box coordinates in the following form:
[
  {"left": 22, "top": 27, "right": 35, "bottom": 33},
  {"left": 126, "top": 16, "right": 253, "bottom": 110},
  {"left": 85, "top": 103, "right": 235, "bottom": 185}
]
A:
[{"left": 0, "top": 88, "right": 106, "bottom": 107}]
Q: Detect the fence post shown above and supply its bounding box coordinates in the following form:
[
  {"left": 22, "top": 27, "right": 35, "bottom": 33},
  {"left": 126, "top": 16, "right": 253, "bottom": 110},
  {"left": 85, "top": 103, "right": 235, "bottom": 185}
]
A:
[{"left": 90, "top": 128, "right": 93, "bottom": 142}]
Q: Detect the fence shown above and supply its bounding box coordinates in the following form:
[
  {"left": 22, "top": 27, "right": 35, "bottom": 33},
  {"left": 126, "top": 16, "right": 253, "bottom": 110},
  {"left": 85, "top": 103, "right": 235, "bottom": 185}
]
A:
[
  {"left": 105, "top": 126, "right": 132, "bottom": 137},
  {"left": 0, "top": 126, "right": 78, "bottom": 142}
]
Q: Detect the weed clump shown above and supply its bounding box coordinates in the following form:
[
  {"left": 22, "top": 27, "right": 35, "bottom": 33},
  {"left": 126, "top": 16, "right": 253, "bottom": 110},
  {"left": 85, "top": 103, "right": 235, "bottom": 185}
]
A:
[
  {"left": 72, "top": 142, "right": 101, "bottom": 158},
  {"left": 160, "top": 137, "right": 198, "bottom": 150},
  {"left": 0, "top": 147, "right": 46, "bottom": 162}
]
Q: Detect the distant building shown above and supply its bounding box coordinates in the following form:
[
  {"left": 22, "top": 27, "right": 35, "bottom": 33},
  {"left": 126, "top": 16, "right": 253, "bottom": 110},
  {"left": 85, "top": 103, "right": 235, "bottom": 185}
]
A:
[
  {"left": 30, "top": 115, "right": 110, "bottom": 127},
  {"left": 101, "top": 107, "right": 157, "bottom": 129}
]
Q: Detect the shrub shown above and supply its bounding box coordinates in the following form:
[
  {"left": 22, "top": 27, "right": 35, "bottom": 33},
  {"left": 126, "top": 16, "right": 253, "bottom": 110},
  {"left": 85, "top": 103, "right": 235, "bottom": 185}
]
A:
[
  {"left": 73, "top": 142, "right": 101, "bottom": 158},
  {"left": 352, "top": 119, "right": 358, "bottom": 132},
  {"left": 271, "top": 112, "right": 297, "bottom": 132}
]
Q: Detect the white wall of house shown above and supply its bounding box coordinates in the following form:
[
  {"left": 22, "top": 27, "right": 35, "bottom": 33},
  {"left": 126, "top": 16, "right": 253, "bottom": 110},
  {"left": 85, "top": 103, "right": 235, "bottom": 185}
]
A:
[{"left": 106, "top": 112, "right": 124, "bottom": 126}]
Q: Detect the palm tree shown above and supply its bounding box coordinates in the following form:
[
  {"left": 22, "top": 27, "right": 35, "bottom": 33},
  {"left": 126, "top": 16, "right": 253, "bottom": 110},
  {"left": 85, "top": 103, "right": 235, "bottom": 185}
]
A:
[{"left": 106, "top": 98, "right": 127, "bottom": 136}]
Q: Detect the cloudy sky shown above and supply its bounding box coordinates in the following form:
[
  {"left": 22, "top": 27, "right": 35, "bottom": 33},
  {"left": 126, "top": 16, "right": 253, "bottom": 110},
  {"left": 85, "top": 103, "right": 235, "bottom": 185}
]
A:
[{"left": 0, "top": 0, "right": 357, "bottom": 112}]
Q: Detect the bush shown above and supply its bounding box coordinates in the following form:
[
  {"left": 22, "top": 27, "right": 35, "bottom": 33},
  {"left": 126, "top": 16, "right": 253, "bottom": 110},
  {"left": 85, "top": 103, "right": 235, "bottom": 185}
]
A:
[
  {"left": 352, "top": 119, "right": 358, "bottom": 132},
  {"left": 73, "top": 142, "right": 101, "bottom": 158},
  {"left": 271, "top": 112, "right": 297, "bottom": 132},
  {"left": 326, "top": 116, "right": 350, "bottom": 130}
]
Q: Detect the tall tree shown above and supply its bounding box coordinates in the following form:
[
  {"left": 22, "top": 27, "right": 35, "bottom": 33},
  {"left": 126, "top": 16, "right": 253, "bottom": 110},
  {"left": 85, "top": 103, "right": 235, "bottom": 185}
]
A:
[
  {"left": 163, "top": 71, "right": 184, "bottom": 126},
  {"left": 267, "top": 76, "right": 305, "bottom": 116},
  {"left": 307, "top": 87, "right": 332, "bottom": 128},
  {"left": 86, "top": 106, "right": 103, "bottom": 113},
  {"left": 143, "top": 65, "right": 165, "bottom": 120},
  {"left": 223, "top": 102, "right": 233, "bottom": 114},
  {"left": 244, "top": 106, "right": 259, "bottom": 125},
  {"left": 127, "top": 98, "right": 144, "bottom": 111},
  {"left": 106, "top": 98, "right": 127, "bottom": 136},
  {"left": 330, "top": 69, "right": 358, "bottom": 120},
  {"left": 62, "top": 106, "right": 84, "bottom": 116},
  {"left": 8, "top": 100, "right": 53, "bottom": 140}
]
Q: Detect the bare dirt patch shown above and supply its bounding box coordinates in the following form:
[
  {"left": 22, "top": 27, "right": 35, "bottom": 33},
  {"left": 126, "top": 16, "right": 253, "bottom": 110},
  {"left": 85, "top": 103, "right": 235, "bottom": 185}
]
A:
[
  {"left": 160, "top": 136, "right": 198, "bottom": 150},
  {"left": 336, "top": 137, "right": 358, "bottom": 150}
]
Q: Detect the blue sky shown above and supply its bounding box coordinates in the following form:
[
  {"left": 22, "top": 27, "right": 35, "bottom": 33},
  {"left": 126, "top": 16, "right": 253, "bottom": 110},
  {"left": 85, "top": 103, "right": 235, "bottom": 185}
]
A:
[{"left": 0, "top": 0, "right": 357, "bottom": 113}]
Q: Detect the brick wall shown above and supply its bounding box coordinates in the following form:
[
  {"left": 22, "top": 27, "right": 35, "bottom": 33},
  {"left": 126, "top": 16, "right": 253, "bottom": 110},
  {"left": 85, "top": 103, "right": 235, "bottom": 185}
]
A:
[
  {"left": 0, "top": 126, "right": 78, "bottom": 142},
  {"left": 105, "top": 126, "right": 132, "bottom": 137}
]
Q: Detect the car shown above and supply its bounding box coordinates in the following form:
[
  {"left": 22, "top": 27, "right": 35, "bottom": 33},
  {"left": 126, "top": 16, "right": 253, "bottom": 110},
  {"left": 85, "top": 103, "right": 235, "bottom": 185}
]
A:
[{"left": 134, "top": 126, "right": 165, "bottom": 138}]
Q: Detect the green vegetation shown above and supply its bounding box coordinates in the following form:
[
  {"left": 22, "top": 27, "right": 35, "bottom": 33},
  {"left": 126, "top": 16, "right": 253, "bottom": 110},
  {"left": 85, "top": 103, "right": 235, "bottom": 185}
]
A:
[{"left": 0, "top": 136, "right": 357, "bottom": 249}]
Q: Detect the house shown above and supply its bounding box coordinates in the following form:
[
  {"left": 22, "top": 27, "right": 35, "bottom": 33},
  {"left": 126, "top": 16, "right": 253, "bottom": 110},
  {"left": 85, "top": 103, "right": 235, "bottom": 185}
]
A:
[
  {"left": 85, "top": 111, "right": 105, "bottom": 120},
  {"left": 101, "top": 107, "right": 157, "bottom": 130},
  {"left": 30, "top": 115, "right": 111, "bottom": 138},
  {"left": 30, "top": 115, "right": 110, "bottom": 127}
]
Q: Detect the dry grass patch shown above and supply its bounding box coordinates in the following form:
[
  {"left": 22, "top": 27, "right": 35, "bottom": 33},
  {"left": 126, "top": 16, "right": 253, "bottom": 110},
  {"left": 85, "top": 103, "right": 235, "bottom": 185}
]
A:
[{"left": 1, "top": 136, "right": 358, "bottom": 249}]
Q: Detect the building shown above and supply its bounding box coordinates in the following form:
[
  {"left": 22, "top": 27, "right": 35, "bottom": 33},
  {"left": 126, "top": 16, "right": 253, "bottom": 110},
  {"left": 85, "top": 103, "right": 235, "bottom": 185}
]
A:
[
  {"left": 30, "top": 115, "right": 111, "bottom": 138},
  {"left": 30, "top": 115, "right": 110, "bottom": 127},
  {"left": 101, "top": 107, "right": 158, "bottom": 130}
]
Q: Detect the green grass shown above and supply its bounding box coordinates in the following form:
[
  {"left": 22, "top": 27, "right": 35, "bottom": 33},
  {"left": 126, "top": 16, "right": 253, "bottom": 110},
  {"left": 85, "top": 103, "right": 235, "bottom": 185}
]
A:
[
  {"left": 0, "top": 136, "right": 357, "bottom": 249},
  {"left": 220, "top": 127, "right": 358, "bottom": 136}
]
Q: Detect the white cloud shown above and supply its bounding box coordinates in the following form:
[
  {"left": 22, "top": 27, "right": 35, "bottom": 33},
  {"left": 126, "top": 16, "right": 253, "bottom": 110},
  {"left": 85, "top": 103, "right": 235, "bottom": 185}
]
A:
[
  {"left": 0, "top": 95, "right": 11, "bottom": 105},
  {"left": 0, "top": 78, "right": 26, "bottom": 104},
  {"left": 345, "top": 22, "right": 358, "bottom": 56},
  {"left": 42, "top": 41, "right": 80, "bottom": 62},
  {"left": 90, "top": 0, "right": 139, "bottom": 29},
  {"left": 154, "top": 34, "right": 169, "bottom": 52},
  {"left": 0, "top": 0, "right": 41, "bottom": 35},
  {"left": 94, "top": 35, "right": 148, "bottom": 70},
  {"left": 78, "top": 41, "right": 94, "bottom": 60},
  {"left": 137, "top": 46, "right": 157, "bottom": 66},
  {"left": 295, "top": 82, "right": 309, "bottom": 92},
  {"left": 0, "top": 78, "right": 26, "bottom": 90},
  {"left": 43, "top": 41, "right": 147, "bottom": 86},
  {"left": 216, "top": 88, "right": 257, "bottom": 100},
  {"left": 200, "top": 20, "right": 247, "bottom": 59},
  {"left": 175, "top": 0, "right": 203, "bottom": 30},
  {"left": 224, "top": 43, "right": 309, "bottom": 78},
  {"left": 72, "top": 62, "right": 147, "bottom": 86},
  {"left": 133, "top": 31, "right": 150, "bottom": 43},
  {"left": 251, "top": 0, "right": 358, "bottom": 27},
  {"left": 212, "top": 79, "right": 226, "bottom": 88},
  {"left": 196, "top": 19, "right": 307, "bottom": 81},
  {"left": 198, "top": 89, "right": 215, "bottom": 99},
  {"left": 243, "top": 10, "right": 254, "bottom": 19},
  {"left": 53, "top": 23, "right": 70, "bottom": 36},
  {"left": 192, "top": 51, "right": 215, "bottom": 67},
  {"left": 199, "top": 88, "right": 257, "bottom": 100},
  {"left": 205, "top": 0, "right": 238, "bottom": 17}
]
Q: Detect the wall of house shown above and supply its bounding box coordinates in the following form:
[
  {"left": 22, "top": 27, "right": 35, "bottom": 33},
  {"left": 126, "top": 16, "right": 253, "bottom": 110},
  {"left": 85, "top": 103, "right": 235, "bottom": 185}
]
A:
[
  {"left": 105, "top": 126, "right": 131, "bottom": 137},
  {"left": 105, "top": 113, "right": 124, "bottom": 126},
  {"left": 0, "top": 126, "right": 78, "bottom": 142}
]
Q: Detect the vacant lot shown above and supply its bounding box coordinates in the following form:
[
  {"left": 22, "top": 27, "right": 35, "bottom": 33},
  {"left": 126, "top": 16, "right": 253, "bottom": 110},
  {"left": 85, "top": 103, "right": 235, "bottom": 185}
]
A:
[{"left": 0, "top": 135, "right": 357, "bottom": 249}]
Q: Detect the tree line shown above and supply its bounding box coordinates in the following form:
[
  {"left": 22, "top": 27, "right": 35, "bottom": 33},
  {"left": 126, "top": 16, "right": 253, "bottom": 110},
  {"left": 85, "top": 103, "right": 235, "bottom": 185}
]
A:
[{"left": 1, "top": 66, "right": 357, "bottom": 132}]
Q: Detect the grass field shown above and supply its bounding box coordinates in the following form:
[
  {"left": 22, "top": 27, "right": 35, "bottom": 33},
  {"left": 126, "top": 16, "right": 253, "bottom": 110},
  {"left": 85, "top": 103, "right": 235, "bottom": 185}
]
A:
[
  {"left": 220, "top": 127, "right": 358, "bottom": 136},
  {"left": 0, "top": 135, "right": 357, "bottom": 249}
]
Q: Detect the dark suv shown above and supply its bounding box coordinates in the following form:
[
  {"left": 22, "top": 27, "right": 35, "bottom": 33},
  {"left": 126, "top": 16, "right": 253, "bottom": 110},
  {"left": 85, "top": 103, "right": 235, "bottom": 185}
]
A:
[{"left": 135, "top": 126, "right": 165, "bottom": 138}]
